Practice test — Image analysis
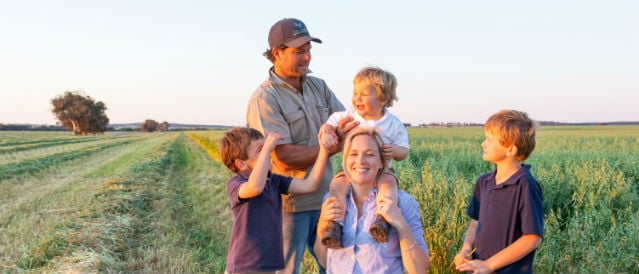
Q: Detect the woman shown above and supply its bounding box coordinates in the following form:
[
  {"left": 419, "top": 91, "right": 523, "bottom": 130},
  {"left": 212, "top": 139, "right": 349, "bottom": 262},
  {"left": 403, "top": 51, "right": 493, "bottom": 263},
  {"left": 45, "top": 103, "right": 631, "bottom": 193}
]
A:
[{"left": 314, "top": 127, "right": 430, "bottom": 273}]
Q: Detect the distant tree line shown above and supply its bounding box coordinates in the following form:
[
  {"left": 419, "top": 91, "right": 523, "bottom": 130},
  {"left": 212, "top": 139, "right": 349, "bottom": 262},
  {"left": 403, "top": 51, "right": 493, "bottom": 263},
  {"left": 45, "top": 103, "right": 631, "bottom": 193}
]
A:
[
  {"left": 140, "top": 119, "right": 169, "bottom": 132},
  {"left": 416, "top": 121, "right": 639, "bottom": 128},
  {"left": 0, "top": 124, "right": 66, "bottom": 131}
]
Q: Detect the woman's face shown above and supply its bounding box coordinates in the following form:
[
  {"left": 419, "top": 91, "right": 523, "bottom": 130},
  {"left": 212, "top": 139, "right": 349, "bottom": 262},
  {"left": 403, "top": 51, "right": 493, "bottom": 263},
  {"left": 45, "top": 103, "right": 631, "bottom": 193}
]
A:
[{"left": 344, "top": 134, "right": 383, "bottom": 185}]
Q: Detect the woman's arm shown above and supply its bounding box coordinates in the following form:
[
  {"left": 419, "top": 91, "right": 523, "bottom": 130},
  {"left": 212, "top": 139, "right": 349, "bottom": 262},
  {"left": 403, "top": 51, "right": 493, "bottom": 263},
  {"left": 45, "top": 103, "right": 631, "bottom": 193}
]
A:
[
  {"left": 313, "top": 197, "right": 343, "bottom": 268},
  {"left": 376, "top": 196, "right": 430, "bottom": 273}
]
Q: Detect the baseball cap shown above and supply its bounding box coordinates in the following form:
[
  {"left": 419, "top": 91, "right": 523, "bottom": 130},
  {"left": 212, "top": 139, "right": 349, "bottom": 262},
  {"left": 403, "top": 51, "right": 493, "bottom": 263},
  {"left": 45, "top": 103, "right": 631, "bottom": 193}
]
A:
[{"left": 268, "top": 18, "right": 322, "bottom": 49}]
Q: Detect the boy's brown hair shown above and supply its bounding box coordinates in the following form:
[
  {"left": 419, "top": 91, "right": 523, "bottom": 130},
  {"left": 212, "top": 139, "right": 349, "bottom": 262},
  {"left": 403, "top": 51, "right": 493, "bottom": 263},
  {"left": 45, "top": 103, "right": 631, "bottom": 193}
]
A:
[
  {"left": 353, "top": 66, "right": 398, "bottom": 107},
  {"left": 219, "top": 127, "right": 264, "bottom": 173},
  {"left": 484, "top": 109, "right": 538, "bottom": 162}
]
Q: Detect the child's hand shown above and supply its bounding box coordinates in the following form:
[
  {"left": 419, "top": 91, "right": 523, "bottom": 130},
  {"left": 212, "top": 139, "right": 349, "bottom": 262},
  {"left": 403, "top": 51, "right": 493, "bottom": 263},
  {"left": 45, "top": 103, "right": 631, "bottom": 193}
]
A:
[
  {"left": 382, "top": 144, "right": 395, "bottom": 160},
  {"left": 264, "top": 131, "right": 284, "bottom": 151},
  {"left": 335, "top": 116, "right": 359, "bottom": 141},
  {"left": 453, "top": 247, "right": 476, "bottom": 268},
  {"left": 453, "top": 251, "right": 469, "bottom": 268},
  {"left": 319, "top": 124, "right": 338, "bottom": 149},
  {"left": 456, "top": 258, "right": 491, "bottom": 274}
]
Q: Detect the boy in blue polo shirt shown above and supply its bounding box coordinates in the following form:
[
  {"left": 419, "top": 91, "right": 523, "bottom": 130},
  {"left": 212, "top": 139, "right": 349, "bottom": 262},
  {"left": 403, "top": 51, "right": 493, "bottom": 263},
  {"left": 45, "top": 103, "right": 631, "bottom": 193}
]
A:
[{"left": 454, "top": 109, "right": 544, "bottom": 273}]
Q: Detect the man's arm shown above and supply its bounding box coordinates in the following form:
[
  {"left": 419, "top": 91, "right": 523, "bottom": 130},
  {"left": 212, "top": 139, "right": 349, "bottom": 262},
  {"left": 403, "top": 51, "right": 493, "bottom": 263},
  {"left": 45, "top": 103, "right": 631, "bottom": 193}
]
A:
[
  {"left": 273, "top": 116, "right": 358, "bottom": 171},
  {"left": 272, "top": 144, "right": 322, "bottom": 171},
  {"left": 288, "top": 137, "right": 330, "bottom": 193}
]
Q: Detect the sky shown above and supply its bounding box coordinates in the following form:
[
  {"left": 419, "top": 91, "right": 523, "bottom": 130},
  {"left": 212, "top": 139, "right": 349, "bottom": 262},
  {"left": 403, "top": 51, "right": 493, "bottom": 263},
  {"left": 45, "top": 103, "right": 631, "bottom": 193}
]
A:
[{"left": 1, "top": 0, "right": 637, "bottom": 127}]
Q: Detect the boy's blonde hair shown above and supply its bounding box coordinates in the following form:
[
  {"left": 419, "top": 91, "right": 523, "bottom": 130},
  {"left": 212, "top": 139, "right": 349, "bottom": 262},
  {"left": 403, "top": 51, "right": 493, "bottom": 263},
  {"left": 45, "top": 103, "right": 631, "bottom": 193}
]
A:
[
  {"left": 353, "top": 66, "right": 398, "bottom": 107},
  {"left": 219, "top": 127, "right": 264, "bottom": 173},
  {"left": 485, "top": 109, "right": 538, "bottom": 162}
]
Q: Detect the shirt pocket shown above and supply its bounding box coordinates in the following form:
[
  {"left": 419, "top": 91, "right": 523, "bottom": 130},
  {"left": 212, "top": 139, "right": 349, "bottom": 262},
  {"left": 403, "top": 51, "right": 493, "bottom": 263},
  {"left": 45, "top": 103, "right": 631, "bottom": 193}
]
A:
[
  {"left": 283, "top": 108, "right": 309, "bottom": 144},
  {"left": 315, "top": 105, "right": 330, "bottom": 123}
]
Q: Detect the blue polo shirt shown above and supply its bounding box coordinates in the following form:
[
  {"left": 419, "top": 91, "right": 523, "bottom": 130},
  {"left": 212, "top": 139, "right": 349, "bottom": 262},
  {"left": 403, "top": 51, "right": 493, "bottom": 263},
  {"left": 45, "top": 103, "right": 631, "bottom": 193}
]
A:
[
  {"left": 467, "top": 164, "right": 544, "bottom": 273},
  {"left": 225, "top": 172, "right": 292, "bottom": 273}
]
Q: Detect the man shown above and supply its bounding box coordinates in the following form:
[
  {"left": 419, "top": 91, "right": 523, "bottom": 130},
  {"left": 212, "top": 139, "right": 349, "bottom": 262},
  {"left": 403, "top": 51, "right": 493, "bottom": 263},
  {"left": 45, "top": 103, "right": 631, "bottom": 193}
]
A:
[{"left": 246, "top": 18, "right": 356, "bottom": 274}]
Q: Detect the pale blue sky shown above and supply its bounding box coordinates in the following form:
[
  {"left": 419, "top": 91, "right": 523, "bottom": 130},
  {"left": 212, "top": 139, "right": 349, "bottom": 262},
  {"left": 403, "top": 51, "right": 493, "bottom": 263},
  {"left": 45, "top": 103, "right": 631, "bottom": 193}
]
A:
[{"left": 1, "top": 0, "right": 637, "bottom": 126}]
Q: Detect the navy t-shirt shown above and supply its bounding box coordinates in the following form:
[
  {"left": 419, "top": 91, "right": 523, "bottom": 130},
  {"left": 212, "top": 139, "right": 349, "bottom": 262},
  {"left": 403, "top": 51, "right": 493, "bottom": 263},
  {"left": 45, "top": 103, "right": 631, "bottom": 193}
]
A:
[
  {"left": 225, "top": 172, "right": 292, "bottom": 273},
  {"left": 467, "top": 164, "right": 544, "bottom": 273}
]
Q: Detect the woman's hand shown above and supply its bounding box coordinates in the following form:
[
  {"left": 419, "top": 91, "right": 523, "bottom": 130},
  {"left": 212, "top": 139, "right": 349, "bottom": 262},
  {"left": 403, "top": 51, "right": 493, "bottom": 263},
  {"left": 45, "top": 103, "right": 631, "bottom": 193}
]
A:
[
  {"left": 318, "top": 197, "right": 346, "bottom": 230},
  {"left": 375, "top": 196, "right": 407, "bottom": 231}
]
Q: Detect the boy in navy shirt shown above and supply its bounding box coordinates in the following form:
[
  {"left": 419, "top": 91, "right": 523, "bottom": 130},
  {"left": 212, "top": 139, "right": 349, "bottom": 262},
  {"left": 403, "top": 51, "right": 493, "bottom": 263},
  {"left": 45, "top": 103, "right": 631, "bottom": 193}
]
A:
[
  {"left": 219, "top": 128, "right": 329, "bottom": 273},
  {"left": 454, "top": 109, "right": 544, "bottom": 273}
]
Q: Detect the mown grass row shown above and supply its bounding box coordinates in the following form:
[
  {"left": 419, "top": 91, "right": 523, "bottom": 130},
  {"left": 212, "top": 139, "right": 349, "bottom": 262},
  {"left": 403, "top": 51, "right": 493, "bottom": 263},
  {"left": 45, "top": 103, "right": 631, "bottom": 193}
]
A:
[
  {"left": 0, "top": 133, "right": 176, "bottom": 272},
  {"left": 0, "top": 131, "right": 70, "bottom": 146},
  {"left": 0, "top": 137, "right": 98, "bottom": 154},
  {"left": 185, "top": 130, "right": 234, "bottom": 271},
  {"left": 5, "top": 132, "right": 233, "bottom": 273},
  {"left": 0, "top": 138, "right": 136, "bottom": 181}
]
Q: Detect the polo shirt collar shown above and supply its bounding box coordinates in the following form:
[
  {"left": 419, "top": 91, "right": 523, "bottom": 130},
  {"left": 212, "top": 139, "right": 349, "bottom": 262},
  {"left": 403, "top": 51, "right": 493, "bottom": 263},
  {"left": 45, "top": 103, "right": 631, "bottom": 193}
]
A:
[
  {"left": 487, "top": 164, "right": 531, "bottom": 189},
  {"left": 268, "top": 66, "right": 312, "bottom": 90}
]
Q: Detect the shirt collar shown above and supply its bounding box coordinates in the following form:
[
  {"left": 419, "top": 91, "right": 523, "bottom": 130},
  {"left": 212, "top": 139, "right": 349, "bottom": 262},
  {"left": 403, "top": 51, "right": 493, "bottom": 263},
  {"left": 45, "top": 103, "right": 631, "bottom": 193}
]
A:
[
  {"left": 487, "top": 164, "right": 531, "bottom": 188},
  {"left": 268, "top": 66, "right": 312, "bottom": 90}
]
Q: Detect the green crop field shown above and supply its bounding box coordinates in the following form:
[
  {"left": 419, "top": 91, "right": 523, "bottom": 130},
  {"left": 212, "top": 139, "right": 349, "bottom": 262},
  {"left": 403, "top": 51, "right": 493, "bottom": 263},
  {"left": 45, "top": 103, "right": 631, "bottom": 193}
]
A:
[{"left": 1, "top": 126, "right": 637, "bottom": 273}]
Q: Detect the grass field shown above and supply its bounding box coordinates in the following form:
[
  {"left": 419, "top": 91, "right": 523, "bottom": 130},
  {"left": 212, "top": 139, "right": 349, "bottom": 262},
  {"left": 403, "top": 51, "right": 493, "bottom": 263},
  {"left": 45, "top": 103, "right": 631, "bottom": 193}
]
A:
[{"left": 0, "top": 126, "right": 637, "bottom": 273}]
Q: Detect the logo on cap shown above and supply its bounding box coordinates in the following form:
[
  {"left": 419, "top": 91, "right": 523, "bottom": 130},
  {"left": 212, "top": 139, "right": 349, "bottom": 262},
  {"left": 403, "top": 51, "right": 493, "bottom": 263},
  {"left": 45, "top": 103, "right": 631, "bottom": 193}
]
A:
[{"left": 292, "top": 21, "right": 308, "bottom": 37}]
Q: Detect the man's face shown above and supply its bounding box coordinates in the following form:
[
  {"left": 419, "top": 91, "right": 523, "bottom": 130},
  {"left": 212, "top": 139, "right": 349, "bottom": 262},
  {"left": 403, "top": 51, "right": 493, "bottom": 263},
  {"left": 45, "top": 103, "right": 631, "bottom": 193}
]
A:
[{"left": 274, "top": 42, "right": 312, "bottom": 78}]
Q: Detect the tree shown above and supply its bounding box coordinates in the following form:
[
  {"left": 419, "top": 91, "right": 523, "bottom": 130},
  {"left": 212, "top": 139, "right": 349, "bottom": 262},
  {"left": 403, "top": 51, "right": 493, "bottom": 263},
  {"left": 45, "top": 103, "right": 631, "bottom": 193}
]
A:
[
  {"left": 157, "top": 121, "right": 169, "bottom": 132},
  {"left": 51, "top": 91, "right": 109, "bottom": 135},
  {"left": 140, "top": 119, "right": 158, "bottom": 132}
]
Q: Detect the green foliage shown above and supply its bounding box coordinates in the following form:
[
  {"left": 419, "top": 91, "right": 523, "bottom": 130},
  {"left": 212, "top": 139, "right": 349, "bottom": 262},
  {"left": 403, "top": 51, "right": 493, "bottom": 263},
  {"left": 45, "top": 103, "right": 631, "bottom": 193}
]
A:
[
  {"left": 187, "top": 131, "right": 223, "bottom": 163},
  {"left": 2, "top": 126, "right": 637, "bottom": 273},
  {"left": 405, "top": 126, "right": 639, "bottom": 273}
]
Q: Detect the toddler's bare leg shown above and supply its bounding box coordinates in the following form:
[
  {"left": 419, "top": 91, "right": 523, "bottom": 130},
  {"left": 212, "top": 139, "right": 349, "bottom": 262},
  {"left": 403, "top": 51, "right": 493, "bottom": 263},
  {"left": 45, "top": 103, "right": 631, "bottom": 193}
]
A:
[
  {"left": 369, "top": 172, "right": 398, "bottom": 243},
  {"left": 330, "top": 173, "right": 350, "bottom": 221},
  {"left": 320, "top": 172, "right": 349, "bottom": 248}
]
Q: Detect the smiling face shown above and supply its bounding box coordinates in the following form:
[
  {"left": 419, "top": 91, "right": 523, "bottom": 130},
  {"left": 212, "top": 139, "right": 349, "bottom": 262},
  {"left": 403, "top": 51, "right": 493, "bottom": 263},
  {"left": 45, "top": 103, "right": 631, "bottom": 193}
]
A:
[
  {"left": 343, "top": 132, "right": 385, "bottom": 185},
  {"left": 273, "top": 42, "right": 312, "bottom": 79},
  {"left": 352, "top": 81, "right": 388, "bottom": 121}
]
